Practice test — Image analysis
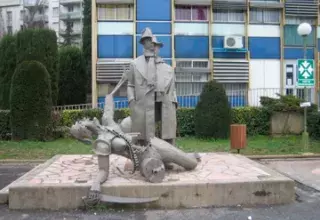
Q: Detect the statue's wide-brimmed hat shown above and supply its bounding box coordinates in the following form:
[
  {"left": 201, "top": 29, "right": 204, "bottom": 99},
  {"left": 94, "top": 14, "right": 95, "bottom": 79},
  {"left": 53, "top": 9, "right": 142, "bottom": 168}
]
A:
[
  {"left": 139, "top": 27, "right": 153, "bottom": 44},
  {"left": 152, "top": 35, "right": 163, "bottom": 48}
]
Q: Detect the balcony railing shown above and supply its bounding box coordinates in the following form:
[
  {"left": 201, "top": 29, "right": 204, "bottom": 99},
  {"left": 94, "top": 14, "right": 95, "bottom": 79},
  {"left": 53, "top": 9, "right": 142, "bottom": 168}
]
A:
[
  {"left": 60, "top": 0, "right": 82, "bottom": 5},
  {"left": 60, "top": 11, "right": 83, "bottom": 20},
  {"left": 59, "top": 29, "right": 82, "bottom": 35},
  {"left": 24, "top": 0, "right": 49, "bottom": 7}
]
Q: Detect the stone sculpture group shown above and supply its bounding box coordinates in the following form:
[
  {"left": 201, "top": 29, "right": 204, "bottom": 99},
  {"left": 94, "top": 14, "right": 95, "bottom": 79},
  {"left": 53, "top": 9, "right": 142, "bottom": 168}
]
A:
[{"left": 70, "top": 28, "right": 199, "bottom": 206}]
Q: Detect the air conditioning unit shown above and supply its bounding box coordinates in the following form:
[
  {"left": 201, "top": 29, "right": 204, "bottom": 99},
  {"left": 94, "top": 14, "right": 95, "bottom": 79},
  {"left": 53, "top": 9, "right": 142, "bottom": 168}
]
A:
[{"left": 224, "top": 36, "right": 243, "bottom": 49}]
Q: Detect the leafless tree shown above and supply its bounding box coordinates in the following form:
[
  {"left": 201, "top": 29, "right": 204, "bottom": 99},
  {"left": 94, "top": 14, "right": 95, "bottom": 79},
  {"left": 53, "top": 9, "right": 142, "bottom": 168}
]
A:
[{"left": 22, "top": 0, "right": 48, "bottom": 29}]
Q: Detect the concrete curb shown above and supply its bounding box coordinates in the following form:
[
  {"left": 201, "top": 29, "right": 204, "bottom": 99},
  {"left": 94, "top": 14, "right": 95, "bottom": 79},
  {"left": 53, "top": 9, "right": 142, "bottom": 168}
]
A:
[{"left": 0, "top": 154, "right": 319, "bottom": 164}]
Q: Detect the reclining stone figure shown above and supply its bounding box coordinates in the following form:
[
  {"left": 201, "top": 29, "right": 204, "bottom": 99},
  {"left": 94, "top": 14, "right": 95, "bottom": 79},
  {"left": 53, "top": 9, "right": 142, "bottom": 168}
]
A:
[{"left": 70, "top": 95, "right": 199, "bottom": 206}]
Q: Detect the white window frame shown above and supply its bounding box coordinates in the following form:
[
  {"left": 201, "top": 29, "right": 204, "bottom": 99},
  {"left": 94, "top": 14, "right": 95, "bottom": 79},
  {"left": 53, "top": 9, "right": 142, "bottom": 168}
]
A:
[
  {"left": 175, "top": 59, "right": 210, "bottom": 96},
  {"left": 53, "top": 7, "right": 59, "bottom": 17},
  {"left": 285, "top": 17, "right": 316, "bottom": 25},
  {"left": 175, "top": 5, "right": 209, "bottom": 22},
  {"left": 249, "top": 8, "right": 280, "bottom": 24},
  {"left": 97, "top": 4, "right": 133, "bottom": 21},
  {"left": 212, "top": 9, "right": 245, "bottom": 23}
]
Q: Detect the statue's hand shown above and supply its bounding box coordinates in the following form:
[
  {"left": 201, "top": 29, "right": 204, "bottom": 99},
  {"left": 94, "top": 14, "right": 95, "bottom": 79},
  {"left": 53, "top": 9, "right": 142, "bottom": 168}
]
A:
[{"left": 82, "top": 190, "right": 101, "bottom": 207}]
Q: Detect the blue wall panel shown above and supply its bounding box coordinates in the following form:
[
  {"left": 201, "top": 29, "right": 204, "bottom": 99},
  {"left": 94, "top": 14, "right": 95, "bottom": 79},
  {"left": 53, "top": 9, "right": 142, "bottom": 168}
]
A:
[
  {"left": 137, "top": 0, "right": 171, "bottom": 21},
  {"left": 136, "top": 36, "right": 171, "bottom": 58},
  {"left": 175, "top": 36, "right": 209, "bottom": 58},
  {"left": 284, "top": 48, "right": 314, "bottom": 59},
  {"left": 212, "top": 36, "right": 245, "bottom": 59},
  {"left": 136, "top": 22, "right": 171, "bottom": 34},
  {"left": 318, "top": 39, "right": 320, "bottom": 52},
  {"left": 98, "top": 35, "right": 133, "bottom": 58},
  {"left": 249, "top": 37, "right": 280, "bottom": 59}
]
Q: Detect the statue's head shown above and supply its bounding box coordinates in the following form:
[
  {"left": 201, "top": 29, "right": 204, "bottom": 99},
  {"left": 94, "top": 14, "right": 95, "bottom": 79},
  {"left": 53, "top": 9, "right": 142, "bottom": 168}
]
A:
[
  {"left": 152, "top": 36, "right": 163, "bottom": 55},
  {"left": 139, "top": 27, "right": 154, "bottom": 51}
]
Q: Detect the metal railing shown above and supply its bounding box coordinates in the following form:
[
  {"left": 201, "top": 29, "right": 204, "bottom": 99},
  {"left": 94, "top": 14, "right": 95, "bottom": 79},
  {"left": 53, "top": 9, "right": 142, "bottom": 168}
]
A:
[
  {"left": 52, "top": 88, "right": 317, "bottom": 111},
  {"left": 60, "top": 11, "right": 83, "bottom": 20}
]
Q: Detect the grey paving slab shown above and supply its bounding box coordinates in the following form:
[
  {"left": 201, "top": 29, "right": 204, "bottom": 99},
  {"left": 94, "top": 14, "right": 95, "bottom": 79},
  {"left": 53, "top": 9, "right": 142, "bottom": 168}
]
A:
[{"left": 261, "top": 159, "right": 320, "bottom": 191}]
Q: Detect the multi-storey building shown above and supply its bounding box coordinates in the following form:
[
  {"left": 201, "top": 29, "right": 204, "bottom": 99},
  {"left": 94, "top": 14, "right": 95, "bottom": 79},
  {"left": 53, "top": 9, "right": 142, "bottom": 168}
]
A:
[
  {"left": 0, "top": 0, "right": 23, "bottom": 35},
  {"left": 0, "top": 0, "right": 83, "bottom": 46},
  {"left": 91, "top": 0, "right": 320, "bottom": 108},
  {"left": 58, "top": 0, "right": 83, "bottom": 46}
]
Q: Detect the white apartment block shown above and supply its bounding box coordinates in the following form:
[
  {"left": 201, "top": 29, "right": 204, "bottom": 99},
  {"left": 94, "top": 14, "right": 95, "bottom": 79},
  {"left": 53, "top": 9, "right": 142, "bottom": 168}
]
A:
[{"left": 0, "top": 0, "right": 83, "bottom": 46}]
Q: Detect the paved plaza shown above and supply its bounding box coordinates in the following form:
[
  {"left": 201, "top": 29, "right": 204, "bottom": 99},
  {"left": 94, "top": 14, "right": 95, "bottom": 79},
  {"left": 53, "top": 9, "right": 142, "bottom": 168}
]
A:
[
  {"left": 0, "top": 158, "right": 320, "bottom": 219},
  {"left": 261, "top": 159, "right": 320, "bottom": 191},
  {"left": 1, "top": 153, "right": 294, "bottom": 210}
]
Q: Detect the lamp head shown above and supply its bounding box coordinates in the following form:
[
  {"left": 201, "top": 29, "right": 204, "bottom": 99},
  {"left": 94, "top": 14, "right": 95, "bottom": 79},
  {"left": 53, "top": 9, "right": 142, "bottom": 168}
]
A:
[{"left": 297, "top": 23, "right": 312, "bottom": 37}]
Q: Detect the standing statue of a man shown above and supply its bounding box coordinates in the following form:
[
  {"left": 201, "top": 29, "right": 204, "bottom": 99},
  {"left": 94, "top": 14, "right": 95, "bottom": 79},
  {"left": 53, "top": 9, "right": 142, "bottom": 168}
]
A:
[{"left": 126, "top": 28, "right": 177, "bottom": 145}]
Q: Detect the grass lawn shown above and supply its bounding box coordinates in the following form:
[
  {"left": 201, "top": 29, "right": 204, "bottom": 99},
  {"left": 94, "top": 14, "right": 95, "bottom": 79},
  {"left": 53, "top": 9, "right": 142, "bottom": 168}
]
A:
[{"left": 0, "top": 135, "right": 319, "bottom": 160}]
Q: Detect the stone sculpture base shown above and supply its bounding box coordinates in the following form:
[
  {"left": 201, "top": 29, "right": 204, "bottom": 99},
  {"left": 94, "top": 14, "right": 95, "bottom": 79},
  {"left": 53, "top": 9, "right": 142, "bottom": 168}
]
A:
[{"left": 0, "top": 153, "right": 295, "bottom": 210}]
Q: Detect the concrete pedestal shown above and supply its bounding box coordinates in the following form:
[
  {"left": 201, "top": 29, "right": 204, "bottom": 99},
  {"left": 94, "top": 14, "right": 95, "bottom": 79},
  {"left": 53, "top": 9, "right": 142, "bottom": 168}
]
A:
[{"left": 0, "top": 153, "right": 295, "bottom": 210}]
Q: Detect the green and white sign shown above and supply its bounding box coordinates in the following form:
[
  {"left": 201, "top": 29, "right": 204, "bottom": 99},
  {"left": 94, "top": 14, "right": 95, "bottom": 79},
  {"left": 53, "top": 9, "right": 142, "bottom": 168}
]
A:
[{"left": 297, "top": 59, "right": 315, "bottom": 87}]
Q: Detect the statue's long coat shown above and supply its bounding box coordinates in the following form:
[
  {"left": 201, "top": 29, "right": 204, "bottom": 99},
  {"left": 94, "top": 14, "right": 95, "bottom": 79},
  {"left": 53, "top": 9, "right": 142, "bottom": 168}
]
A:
[{"left": 126, "top": 55, "right": 177, "bottom": 141}]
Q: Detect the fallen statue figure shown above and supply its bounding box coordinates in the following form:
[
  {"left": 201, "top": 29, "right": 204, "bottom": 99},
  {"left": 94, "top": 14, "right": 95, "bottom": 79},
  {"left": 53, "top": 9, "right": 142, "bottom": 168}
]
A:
[{"left": 70, "top": 95, "right": 200, "bottom": 206}]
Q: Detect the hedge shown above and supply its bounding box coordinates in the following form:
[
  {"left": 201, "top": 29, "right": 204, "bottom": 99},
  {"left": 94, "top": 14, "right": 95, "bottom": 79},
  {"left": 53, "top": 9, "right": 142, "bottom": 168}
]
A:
[
  {"left": 58, "top": 46, "right": 87, "bottom": 105},
  {"left": 16, "top": 28, "right": 59, "bottom": 105},
  {"left": 0, "top": 110, "right": 10, "bottom": 140},
  {"left": 0, "top": 35, "right": 17, "bottom": 109},
  {"left": 10, "top": 61, "right": 52, "bottom": 141},
  {"left": 195, "top": 80, "right": 231, "bottom": 139},
  {"left": 52, "top": 107, "right": 271, "bottom": 137},
  {"left": 3, "top": 107, "right": 319, "bottom": 140}
]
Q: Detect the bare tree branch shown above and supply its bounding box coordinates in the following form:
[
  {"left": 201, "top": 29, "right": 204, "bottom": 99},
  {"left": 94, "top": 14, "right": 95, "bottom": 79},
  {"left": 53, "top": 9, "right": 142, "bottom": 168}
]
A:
[{"left": 22, "top": 0, "right": 48, "bottom": 29}]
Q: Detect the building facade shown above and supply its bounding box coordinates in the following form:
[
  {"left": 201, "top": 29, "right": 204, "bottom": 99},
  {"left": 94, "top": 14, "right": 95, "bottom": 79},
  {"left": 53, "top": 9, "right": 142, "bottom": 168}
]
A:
[
  {"left": 91, "top": 0, "right": 320, "bottom": 108},
  {"left": 0, "top": 0, "right": 83, "bottom": 46},
  {"left": 0, "top": 0, "right": 24, "bottom": 36},
  {"left": 59, "top": 0, "right": 83, "bottom": 46}
]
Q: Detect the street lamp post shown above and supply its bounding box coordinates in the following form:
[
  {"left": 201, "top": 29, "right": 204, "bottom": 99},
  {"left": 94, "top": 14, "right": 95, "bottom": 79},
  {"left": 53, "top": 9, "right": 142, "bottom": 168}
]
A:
[{"left": 297, "top": 22, "right": 312, "bottom": 150}]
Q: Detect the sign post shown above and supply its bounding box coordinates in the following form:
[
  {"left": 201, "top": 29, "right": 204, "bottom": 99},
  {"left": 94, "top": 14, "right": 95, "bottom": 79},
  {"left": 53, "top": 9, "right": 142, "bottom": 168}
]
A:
[{"left": 297, "top": 59, "right": 314, "bottom": 151}]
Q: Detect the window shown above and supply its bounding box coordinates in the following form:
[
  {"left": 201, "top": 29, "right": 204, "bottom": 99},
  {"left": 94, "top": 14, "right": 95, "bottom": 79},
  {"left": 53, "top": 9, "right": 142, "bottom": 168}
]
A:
[
  {"left": 284, "top": 25, "right": 315, "bottom": 46},
  {"left": 213, "top": 9, "right": 245, "bottom": 23},
  {"left": 97, "top": 4, "right": 133, "bottom": 20},
  {"left": 6, "top": 11, "right": 12, "bottom": 26},
  {"left": 250, "top": 9, "right": 280, "bottom": 24},
  {"left": 20, "top": 10, "right": 25, "bottom": 20},
  {"left": 175, "top": 60, "right": 209, "bottom": 96},
  {"left": 285, "top": 17, "right": 316, "bottom": 25},
  {"left": 7, "top": 26, "right": 12, "bottom": 35},
  {"left": 175, "top": 5, "right": 208, "bottom": 21},
  {"left": 53, "top": 7, "right": 59, "bottom": 17},
  {"left": 68, "top": 6, "right": 74, "bottom": 12}
]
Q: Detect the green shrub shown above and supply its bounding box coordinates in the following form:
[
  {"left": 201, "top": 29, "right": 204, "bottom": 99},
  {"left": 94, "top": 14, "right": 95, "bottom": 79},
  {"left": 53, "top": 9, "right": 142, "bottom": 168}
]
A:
[
  {"left": 61, "top": 109, "right": 103, "bottom": 127},
  {"left": 232, "top": 107, "right": 270, "bottom": 136},
  {"left": 16, "top": 28, "right": 59, "bottom": 105},
  {"left": 10, "top": 61, "right": 52, "bottom": 140},
  {"left": 260, "top": 93, "right": 318, "bottom": 114},
  {"left": 0, "top": 106, "right": 273, "bottom": 139},
  {"left": 307, "top": 112, "right": 320, "bottom": 140},
  {"left": 58, "top": 46, "right": 87, "bottom": 105},
  {"left": 0, "top": 110, "right": 11, "bottom": 140},
  {"left": 177, "top": 108, "right": 195, "bottom": 137},
  {"left": 0, "top": 35, "right": 16, "bottom": 109},
  {"left": 194, "top": 80, "right": 232, "bottom": 139}
]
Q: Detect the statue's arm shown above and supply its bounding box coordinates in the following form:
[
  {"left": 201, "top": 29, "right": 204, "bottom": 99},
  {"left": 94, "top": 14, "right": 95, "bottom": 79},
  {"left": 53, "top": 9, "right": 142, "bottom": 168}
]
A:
[
  {"left": 127, "top": 63, "right": 135, "bottom": 104},
  {"left": 168, "top": 69, "right": 178, "bottom": 107}
]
